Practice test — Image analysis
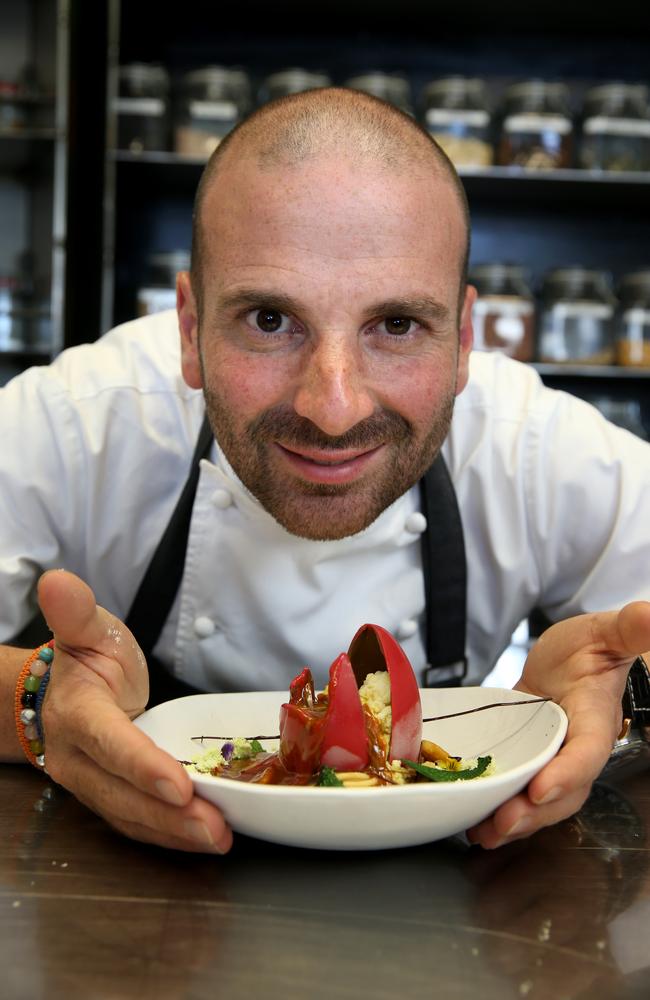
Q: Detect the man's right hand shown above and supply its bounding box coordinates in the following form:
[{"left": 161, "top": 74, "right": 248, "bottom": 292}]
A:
[{"left": 37, "top": 569, "right": 232, "bottom": 853}]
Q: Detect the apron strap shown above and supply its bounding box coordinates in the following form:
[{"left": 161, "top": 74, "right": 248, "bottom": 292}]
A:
[
  {"left": 419, "top": 456, "right": 467, "bottom": 688},
  {"left": 124, "top": 415, "right": 214, "bottom": 663},
  {"left": 126, "top": 415, "right": 467, "bottom": 702}
]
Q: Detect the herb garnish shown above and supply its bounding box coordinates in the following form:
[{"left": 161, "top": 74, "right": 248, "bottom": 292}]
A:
[
  {"left": 402, "top": 756, "right": 492, "bottom": 782},
  {"left": 317, "top": 766, "right": 344, "bottom": 787}
]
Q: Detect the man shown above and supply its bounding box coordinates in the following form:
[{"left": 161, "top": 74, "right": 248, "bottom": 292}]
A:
[{"left": 2, "top": 89, "right": 650, "bottom": 854}]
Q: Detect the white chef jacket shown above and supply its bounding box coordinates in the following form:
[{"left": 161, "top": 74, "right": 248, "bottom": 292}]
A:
[{"left": 1, "top": 310, "right": 649, "bottom": 689}]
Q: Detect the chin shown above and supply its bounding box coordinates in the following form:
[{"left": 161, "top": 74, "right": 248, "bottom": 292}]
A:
[{"left": 268, "top": 494, "right": 389, "bottom": 541}]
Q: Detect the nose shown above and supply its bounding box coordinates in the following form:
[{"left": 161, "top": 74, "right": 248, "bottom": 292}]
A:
[{"left": 292, "top": 333, "right": 376, "bottom": 437}]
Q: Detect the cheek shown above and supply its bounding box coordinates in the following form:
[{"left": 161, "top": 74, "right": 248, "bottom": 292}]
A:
[
  {"left": 375, "top": 357, "right": 455, "bottom": 429},
  {"left": 204, "top": 348, "right": 291, "bottom": 420}
]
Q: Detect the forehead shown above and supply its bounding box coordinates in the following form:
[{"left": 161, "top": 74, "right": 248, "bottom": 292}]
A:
[{"left": 200, "top": 155, "right": 465, "bottom": 301}]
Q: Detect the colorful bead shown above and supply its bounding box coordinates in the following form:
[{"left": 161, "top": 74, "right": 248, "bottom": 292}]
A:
[{"left": 15, "top": 641, "right": 54, "bottom": 770}]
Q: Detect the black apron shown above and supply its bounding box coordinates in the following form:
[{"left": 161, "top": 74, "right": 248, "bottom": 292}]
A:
[{"left": 125, "top": 416, "right": 467, "bottom": 706}]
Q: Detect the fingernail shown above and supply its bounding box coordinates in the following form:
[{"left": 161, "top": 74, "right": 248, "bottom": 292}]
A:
[
  {"left": 184, "top": 819, "right": 218, "bottom": 848},
  {"left": 155, "top": 778, "right": 185, "bottom": 806},
  {"left": 504, "top": 815, "right": 533, "bottom": 838},
  {"left": 534, "top": 786, "right": 563, "bottom": 806}
]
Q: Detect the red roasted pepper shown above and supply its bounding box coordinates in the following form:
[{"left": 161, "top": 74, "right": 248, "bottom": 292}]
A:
[
  {"left": 348, "top": 623, "right": 422, "bottom": 762},
  {"left": 278, "top": 624, "right": 422, "bottom": 775}
]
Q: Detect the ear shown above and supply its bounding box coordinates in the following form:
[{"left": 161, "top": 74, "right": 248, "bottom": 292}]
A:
[
  {"left": 454, "top": 283, "right": 476, "bottom": 396},
  {"left": 177, "top": 271, "right": 203, "bottom": 389}
]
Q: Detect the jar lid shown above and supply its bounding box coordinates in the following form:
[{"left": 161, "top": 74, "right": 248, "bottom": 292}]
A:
[
  {"left": 344, "top": 72, "right": 412, "bottom": 111},
  {"left": 179, "top": 66, "right": 251, "bottom": 105},
  {"left": 503, "top": 80, "right": 571, "bottom": 115},
  {"left": 421, "top": 76, "right": 488, "bottom": 110},
  {"left": 541, "top": 267, "right": 615, "bottom": 302},
  {"left": 119, "top": 63, "right": 169, "bottom": 98},
  {"left": 147, "top": 250, "right": 191, "bottom": 279},
  {"left": 262, "top": 69, "right": 332, "bottom": 99},
  {"left": 469, "top": 263, "right": 532, "bottom": 296},
  {"left": 583, "top": 82, "right": 649, "bottom": 120},
  {"left": 618, "top": 269, "right": 650, "bottom": 300}
]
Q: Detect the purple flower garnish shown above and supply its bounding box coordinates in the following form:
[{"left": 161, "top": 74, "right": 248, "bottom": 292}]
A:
[{"left": 221, "top": 741, "right": 235, "bottom": 762}]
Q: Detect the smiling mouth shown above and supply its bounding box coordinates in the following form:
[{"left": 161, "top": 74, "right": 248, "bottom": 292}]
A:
[{"left": 275, "top": 442, "right": 384, "bottom": 483}]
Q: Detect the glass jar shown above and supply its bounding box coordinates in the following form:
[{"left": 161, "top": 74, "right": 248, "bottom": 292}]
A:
[
  {"left": 259, "top": 69, "right": 332, "bottom": 104},
  {"left": 468, "top": 263, "right": 535, "bottom": 361},
  {"left": 174, "top": 66, "right": 251, "bottom": 158},
  {"left": 616, "top": 270, "right": 650, "bottom": 367},
  {"left": 421, "top": 77, "right": 492, "bottom": 168},
  {"left": 344, "top": 72, "right": 412, "bottom": 113},
  {"left": 538, "top": 268, "right": 617, "bottom": 364},
  {"left": 579, "top": 83, "right": 650, "bottom": 172},
  {"left": 497, "top": 81, "right": 573, "bottom": 170},
  {"left": 114, "top": 63, "right": 170, "bottom": 153},
  {"left": 137, "top": 250, "right": 190, "bottom": 317},
  {"left": 590, "top": 397, "right": 648, "bottom": 440}
]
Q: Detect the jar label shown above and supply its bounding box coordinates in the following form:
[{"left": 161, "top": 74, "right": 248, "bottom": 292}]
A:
[
  {"left": 473, "top": 297, "right": 534, "bottom": 316},
  {"left": 623, "top": 307, "right": 650, "bottom": 325},
  {"left": 584, "top": 117, "right": 650, "bottom": 137},
  {"left": 425, "top": 108, "right": 489, "bottom": 128},
  {"left": 503, "top": 113, "right": 572, "bottom": 135},
  {"left": 189, "top": 100, "right": 239, "bottom": 121},
  {"left": 551, "top": 302, "right": 613, "bottom": 319},
  {"left": 137, "top": 287, "right": 177, "bottom": 316},
  {"left": 113, "top": 98, "right": 166, "bottom": 116}
]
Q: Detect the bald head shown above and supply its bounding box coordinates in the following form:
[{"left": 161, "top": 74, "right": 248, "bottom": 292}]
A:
[{"left": 190, "top": 87, "right": 471, "bottom": 316}]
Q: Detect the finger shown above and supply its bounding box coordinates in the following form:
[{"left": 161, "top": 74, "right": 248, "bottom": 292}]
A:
[
  {"left": 57, "top": 747, "right": 232, "bottom": 854},
  {"left": 528, "top": 601, "right": 650, "bottom": 680},
  {"left": 45, "top": 683, "right": 194, "bottom": 806},
  {"left": 467, "top": 783, "right": 590, "bottom": 850},
  {"left": 38, "top": 569, "right": 145, "bottom": 674},
  {"left": 526, "top": 702, "right": 618, "bottom": 808}
]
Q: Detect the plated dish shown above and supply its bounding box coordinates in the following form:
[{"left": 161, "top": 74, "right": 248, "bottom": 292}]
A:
[{"left": 134, "top": 625, "right": 567, "bottom": 850}]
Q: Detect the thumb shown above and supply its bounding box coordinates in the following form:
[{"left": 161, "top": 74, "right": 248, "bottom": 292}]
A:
[{"left": 37, "top": 569, "right": 148, "bottom": 709}]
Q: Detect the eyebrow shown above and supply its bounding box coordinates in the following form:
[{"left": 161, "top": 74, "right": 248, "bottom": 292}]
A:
[{"left": 218, "top": 288, "right": 452, "bottom": 324}]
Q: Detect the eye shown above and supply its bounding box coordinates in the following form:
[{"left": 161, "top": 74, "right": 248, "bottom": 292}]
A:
[
  {"left": 246, "top": 308, "right": 294, "bottom": 335},
  {"left": 377, "top": 317, "right": 417, "bottom": 336}
]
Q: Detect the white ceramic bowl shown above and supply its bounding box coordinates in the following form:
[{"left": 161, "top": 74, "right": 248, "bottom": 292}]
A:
[{"left": 134, "top": 687, "right": 567, "bottom": 851}]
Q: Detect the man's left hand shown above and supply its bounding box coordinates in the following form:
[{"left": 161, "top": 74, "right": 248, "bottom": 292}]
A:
[{"left": 467, "top": 600, "right": 650, "bottom": 849}]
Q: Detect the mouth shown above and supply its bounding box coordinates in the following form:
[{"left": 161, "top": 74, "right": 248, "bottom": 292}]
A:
[{"left": 275, "top": 442, "right": 384, "bottom": 485}]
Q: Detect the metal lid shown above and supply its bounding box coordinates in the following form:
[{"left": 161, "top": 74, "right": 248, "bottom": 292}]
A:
[
  {"left": 421, "top": 76, "right": 488, "bottom": 111},
  {"left": 119, "top": 63, "right": 169, "bottom": 98},
  {"left": 262, "top": 69, "right": 332, "bottom": 100},
  {"left": 541, "top": 267, "right": 615, "bottom": 303},
  {"left": 469, "top": 262, "right": 532, "bottom": 297},
  {"left": 618, "top": 269, "right": 650, "bottom": 303},
  {"left": 178, "top": 66, "right": 251, "bottom": 106},
  {"left": 583, "top": 82, "right": 649, "bottom": 120},
  {"left": 344, "top": 72, "right": 412, "bottom": 111},
  {"left": 502, "top": 80, "right": 571, "bottom": 116}
]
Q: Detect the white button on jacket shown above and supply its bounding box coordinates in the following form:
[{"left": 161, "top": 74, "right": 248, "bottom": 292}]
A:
[
  {"left": 404, "top": 512, "right": 427, "bottom": 535},
  {"left": 211, "top": 488, "right": 232, "bottom": 509},
  {"left": 194, "top": 616, "right": 216, "bottom": 638}
]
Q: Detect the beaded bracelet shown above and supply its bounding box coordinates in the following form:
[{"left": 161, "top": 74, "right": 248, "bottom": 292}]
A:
[{"left": 15, "top": 641, "right": 54, "bottom": 769}]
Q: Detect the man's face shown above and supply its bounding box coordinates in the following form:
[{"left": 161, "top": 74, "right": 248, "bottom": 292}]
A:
[{"left": 178, "top": 154, "right": 474, "bottom": 540}]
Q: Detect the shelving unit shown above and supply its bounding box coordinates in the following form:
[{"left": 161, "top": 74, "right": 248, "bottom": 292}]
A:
[
  {"left": 91, "top": 1, "right": 650, "bottom": 437},
  {"left": 0, "top": 0, "right": 68, "bottom": 386}
]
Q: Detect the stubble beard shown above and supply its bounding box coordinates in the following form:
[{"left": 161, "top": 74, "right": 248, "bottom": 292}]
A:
[{"left": 202, "top": 388, "right": 456, "bottom": 541}]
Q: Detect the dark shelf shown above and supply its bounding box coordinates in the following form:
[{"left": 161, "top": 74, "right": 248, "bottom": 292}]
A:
[
  {"left": 111, "top": 152, "right": 650, "bottom": 207},
  {"left": 531, "top": 363, "right": 650, "bottom": 380}
]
